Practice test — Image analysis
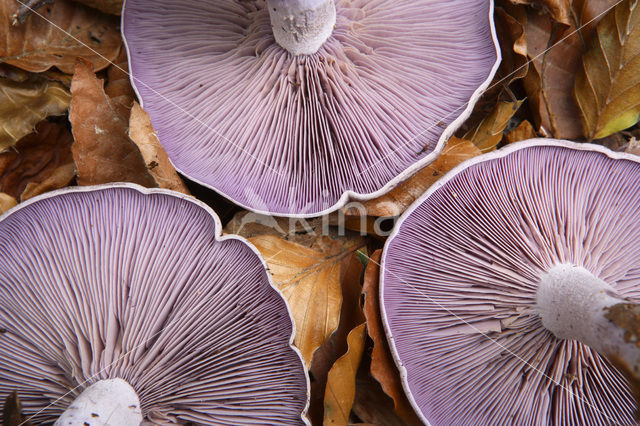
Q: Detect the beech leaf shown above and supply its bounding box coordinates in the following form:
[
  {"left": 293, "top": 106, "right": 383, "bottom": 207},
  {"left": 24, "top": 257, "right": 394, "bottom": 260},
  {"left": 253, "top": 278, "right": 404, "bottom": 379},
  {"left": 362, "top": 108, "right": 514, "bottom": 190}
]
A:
[
  {"left": 504, "top": 119, "right": 538, "bottom": 144},
  {"left": 323, "top": 323, "right": 367, "bottom": 426},
  {"left": 70, "top": 60, "right": 156, "bottom": 187},
  {"left": 0, "top": 121, "right": 75, "bottom": 200},
  {"left": 574, "top": 0, "right": 640, "bottom": 140},
  {"left": 225, "top": 212, "right": 365, "bottom": 369},
  {"left": 0, "top": 76, "right": 70, "bottom": 151},
  {"left": 0, "top": 0, "right": 121, "bottom": 73},
  {"left": 463, "top": 100, "right": 523, "bottom": 152},
  {"left": 129, "top": 102, "right": 190, "bottom": 194},
  {"left": 521, "top": 0, "right": 617, "bottom": 138}
]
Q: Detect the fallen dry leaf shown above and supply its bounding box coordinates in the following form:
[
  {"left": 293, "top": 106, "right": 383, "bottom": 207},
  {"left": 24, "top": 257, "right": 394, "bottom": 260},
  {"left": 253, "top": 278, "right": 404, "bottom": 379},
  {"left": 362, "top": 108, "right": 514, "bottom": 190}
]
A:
[
  {"left": 70, "top": 60, "right": 155, "bottom": 187},
  {"left": 323, "top": 323, "right": 367, "bottom": 426},
  {"left": 309, "top": 253, "right": 365, "bottom": 424},
  {"left": 521, "top": 0, "right": 618, "bottom": 138},
  {"left": 493, "top": 3, "right": 529, "bottom": 92},
  {"left": 509, "top": 0, "right": 572, "bottom": 25},
  {"left": 247, "top": 234, "right": 360, "bottom": 368},
  {"left": 0, "top": 0, "right": 121, "bottom": 73},
  {"left": 352, "top": 373, "right": 408, "bottom": 426},
  {"left": 105, "top": 46, "right": 135, "bottom": 117},
  {"left": 73, "top": 0, "right": 122, "bottom": 15},
  {"left": 344, "top": 137, "right": 481, "bottom": 217},
  {"left": 0, "top": 121, "right": 74, "bottom": 200},
  {"left": 504, "top": 119, "right": 538, "bottom": 143},
  {"left": 574, "top": 0, "right": 640, "bottom": 140},
  {"left": 225, "top": 212, "right": 365, "bottom": 368},
  {"left": 464, "top": 100, "right": 523, "bottom": 152},
  {"left": 0, "top": 76, "right": 70, "bottom": 151},
  {"left": 362, "top": 250, "right": 422, "bottom": 426},
  {"left": 129, "top": 102, "right": 190, "bottom": 194},
  {"left": 0, "top": 192, "right": 17, "bottom": 214}
]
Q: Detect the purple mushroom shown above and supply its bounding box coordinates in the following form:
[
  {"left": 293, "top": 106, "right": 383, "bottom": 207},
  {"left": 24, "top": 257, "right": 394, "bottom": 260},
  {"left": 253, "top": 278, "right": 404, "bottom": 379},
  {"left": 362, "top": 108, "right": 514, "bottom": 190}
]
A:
[
  {"left": 0, "top": 184, "right": 309, "bottom": 424},
  {"left": 381, "top": 139, "right": 640, "bottom": 424},
  {"left": 121, "top": 0, "right": 500, "bottom": 216}
]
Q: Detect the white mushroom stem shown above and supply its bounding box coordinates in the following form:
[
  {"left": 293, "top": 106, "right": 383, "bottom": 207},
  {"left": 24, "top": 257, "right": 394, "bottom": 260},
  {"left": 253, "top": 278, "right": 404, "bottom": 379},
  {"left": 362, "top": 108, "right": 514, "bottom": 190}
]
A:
[
  {"left": 55, "top": 378, "right": 143, "bottom": 426},
  {"left": 267, "top": 0, "right": 336, "bottom": 55},
  {"left": 536, "top": 264, "right": 640, "bottom": 381}
]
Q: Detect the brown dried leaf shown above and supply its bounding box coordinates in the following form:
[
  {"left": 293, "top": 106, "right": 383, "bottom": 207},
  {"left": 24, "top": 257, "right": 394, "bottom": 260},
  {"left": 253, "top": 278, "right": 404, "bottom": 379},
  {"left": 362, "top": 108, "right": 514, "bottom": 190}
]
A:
[
  {"left": 323, "top": 323, "right": 367, "bottom": 426},
  {"left": 362, "top": 250, "right": 422, "bottom": 426},
  {"left": 73, "top": 0, "right": 122, "bottom": 15},
  {"left": 509, "top": 0, "right": 572, "bottom": 25},
  {"left": 493, "top": 3, "right": 529, "bottom": 90},
  {"left": 247, "top": 234, "right": 360, "bottom": 367},
  {"left": 0, "top": 193, "right": 17, "bottom": 214},
  {"left": 0, "top": 121, "right": 75, "bottom": 200},
  {"left": 346, "top": 137, "right": 481, "bottom": 217},
  {"left": 0, "top": 0, "right": 121, "bottom": 73},
  {"left": 464, "top": 100, "right": 523, "bottom": 152},
  {"left": 129, "top": 102, "right": 190, "bottom": 194},
  {"left": 70, "top": 60, "right": 155, "bottom": 187},
  {"left": 0, "top": 76, "right": 70, "bottom": 151},
  {"left": 352, "top": 375, "right": 408, "bottom": 426},
  {"left": 105, "top": 46, "right": 135, "bottom": 116},
  {"left": 309, "top": 253, "right": 366, "bottom": 424},
  {"left": 226, "top": 213, "right": 366, "bottom": 368},
  {"left": 522, "top": 0, "right": 618, "bottom": 138},
  {"left": 504, "top": 119, "right": 538, "bottom": 144},
  {"left": 574, "top": 0, "right": 640, "bottom": 140}
]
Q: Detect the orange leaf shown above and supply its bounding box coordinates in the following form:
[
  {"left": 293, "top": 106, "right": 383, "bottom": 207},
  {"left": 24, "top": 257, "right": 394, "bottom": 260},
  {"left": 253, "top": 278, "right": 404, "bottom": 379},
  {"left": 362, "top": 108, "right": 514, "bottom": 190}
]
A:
[
  {"left": 504, "top": 120, "right": 537, "bottom": 144},
  {"left": 323, "top": 323, "right": 367, "bottom": 426}
]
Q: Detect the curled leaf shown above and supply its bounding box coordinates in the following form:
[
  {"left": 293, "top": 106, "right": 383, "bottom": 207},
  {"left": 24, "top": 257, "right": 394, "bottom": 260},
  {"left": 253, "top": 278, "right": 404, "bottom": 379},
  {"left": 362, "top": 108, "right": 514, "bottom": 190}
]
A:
[
  {"left": 574, "top": 0, "right": 640, "bottom": 140},
  {"left": 323, "top": 323, "right": 367, "bottom": 426},
  {"left": 464, "top": 100, "right": 523, "bottom": 152},
  {"left": 0, "top": 121, "right": 75, "bottom": 200},
  {"left": 0, "top": 0, "right": 121, "bottom": 73},
  {"left": 0, "top": 76, "right": 70, "bottom": 151},
  {"left": 522, "top": 0, "right": 618, "bottom": 138}
]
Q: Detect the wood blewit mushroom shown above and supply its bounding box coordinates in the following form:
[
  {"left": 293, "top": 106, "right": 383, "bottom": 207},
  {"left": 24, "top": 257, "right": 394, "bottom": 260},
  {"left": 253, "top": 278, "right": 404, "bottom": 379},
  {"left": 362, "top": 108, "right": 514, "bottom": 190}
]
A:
[
  {"left": 122, "top": 0, "right": 500, "bottom": 216},
  {"left": 381, "top": 139, "right": 640, "bottom": 424},
  {"left": 0, "top": 184, "right": 309, "bottom": 425}
]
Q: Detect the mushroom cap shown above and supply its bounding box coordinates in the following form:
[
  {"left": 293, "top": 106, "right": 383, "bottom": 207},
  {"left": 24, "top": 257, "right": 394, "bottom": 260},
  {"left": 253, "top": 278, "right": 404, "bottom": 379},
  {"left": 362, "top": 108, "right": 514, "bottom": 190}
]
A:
[
  {"left": 0, "top": 184, "right": 308, "bottom": 424},
  {"left": 381, "top": 139, "right": 640, "bottom": 425},
  {"left": 121, "top": 0, "right": 500, "bottom": 216}
]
